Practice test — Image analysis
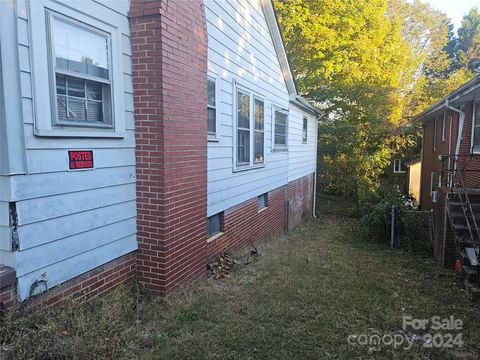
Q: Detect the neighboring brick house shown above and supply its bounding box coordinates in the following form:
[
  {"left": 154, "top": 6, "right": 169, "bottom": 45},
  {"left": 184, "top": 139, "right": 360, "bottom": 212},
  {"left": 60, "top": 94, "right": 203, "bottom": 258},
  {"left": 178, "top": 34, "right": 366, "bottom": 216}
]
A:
[
  {"left": 0, "top": 0, "right": 320, "bottom": 308},
  {"left": 417, "top": 75, "right": 480, "bottom": 267}
]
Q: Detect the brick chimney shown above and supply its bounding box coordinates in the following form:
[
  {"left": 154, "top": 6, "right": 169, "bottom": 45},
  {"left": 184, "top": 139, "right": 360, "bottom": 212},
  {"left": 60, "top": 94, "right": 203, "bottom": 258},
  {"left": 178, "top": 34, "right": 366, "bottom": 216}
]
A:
[{"left": 129, "top": 0, "right": 208, "bottom": 294}]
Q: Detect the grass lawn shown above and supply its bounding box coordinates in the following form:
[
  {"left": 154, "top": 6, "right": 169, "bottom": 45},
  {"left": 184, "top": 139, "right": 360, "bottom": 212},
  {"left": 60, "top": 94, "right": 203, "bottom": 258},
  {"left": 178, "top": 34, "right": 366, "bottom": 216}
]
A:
[{"left": 2, "top": 195, "right": 479, "bottom": 359}]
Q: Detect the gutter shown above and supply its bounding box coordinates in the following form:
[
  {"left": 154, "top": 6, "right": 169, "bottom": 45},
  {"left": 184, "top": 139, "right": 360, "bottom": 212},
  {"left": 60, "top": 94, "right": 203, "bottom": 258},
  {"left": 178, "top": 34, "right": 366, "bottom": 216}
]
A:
[
  {"left": 445, "top": 99, "right": 465, "bottom": 169},
  {"left": 414, "top": 75, "right": 480, "bottom": 123}
]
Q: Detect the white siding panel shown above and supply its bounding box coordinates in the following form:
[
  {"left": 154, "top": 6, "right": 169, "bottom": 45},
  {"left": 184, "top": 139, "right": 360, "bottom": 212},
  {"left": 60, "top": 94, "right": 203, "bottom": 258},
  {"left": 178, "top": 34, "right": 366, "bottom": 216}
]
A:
[
  {"left": 0, "top": 226, "right": 11, "bottom": 251},
  {"left": 16, "top": 183, "right": 136, "bottom": 225},
  {"left": 15, "top": 217, "right": 136, "bottom": 276},
  {"left": 206, "top": 0, "right": 291, "bottom": 217},
  {"left": 17, "top": 234, "right": 137, "bottom": 300},
  {"left": 288, "top": 104, "right": 318, "bottom": 182},
  {"left": 25, "top": 148, "right": 135, "bottom": 174},
  {"left": 18, "top": 200, "right": 136, "bottom": 250},
  {"left": 11, "top": 166, "right": 136, "bottom": 201}
]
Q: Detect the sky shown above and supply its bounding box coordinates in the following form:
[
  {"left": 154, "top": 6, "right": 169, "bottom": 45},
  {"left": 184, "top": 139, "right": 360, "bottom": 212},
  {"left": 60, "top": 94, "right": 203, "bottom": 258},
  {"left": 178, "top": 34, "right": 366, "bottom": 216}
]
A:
[{"left": 418, "top": 0, "right": 479, "bottom": 31}]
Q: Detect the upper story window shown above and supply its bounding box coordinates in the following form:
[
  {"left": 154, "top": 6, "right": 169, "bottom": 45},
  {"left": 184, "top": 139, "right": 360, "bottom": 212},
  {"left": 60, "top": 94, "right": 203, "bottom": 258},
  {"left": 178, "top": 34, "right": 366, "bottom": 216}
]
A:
[
  {"left": 208, "top": 76, "right": 217, "bottom": 140},
  {"left": 441, "top": 113, "right": 446, "bottom": 142},
  {"left": 234, "top": 84, "right": 264, "bottom": 169},
  {"left": 302, "top": 116, "right": 308, "bottom": 143},
  {"left": 393, "top": 159, "right": 404, "bottom": 173},
  {"left": 48, "top": 12, "right": 113, "bottom": 128},
  {"left": 432, "top": 116, "right": 437, "bottom": 151},
  {"left": 472, "top": 102, "right": 480, "bottom": 151},
  {"left": 273, "top": 106, "right": 288, "bottom": 150}
]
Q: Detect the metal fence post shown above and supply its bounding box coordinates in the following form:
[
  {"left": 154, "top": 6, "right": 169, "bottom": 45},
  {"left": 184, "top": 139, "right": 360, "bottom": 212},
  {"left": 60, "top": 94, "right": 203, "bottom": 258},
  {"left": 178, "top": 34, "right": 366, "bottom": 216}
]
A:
[{"left": 390, "top": 205, "right": 395, "bottom": 248}]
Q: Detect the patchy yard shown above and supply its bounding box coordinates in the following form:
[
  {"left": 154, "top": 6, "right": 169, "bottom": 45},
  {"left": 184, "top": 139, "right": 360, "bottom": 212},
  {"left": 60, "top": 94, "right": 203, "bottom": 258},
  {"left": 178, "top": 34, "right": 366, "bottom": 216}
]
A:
[{"left": 2, "top": 196, "right": 480, "bottom": 359}]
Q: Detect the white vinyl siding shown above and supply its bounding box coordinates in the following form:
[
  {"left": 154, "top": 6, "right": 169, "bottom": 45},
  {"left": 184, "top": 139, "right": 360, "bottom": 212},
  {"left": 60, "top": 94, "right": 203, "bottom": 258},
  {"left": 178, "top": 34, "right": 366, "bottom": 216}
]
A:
[
  {"left": 10, "top": 0, "right": 136, "bottom": 300},
  {"left": 205, "top": 0, "right": 290, "bottom": 216},
  {"left": 288, "top": 103, "right": 317, "bottom": 183}
]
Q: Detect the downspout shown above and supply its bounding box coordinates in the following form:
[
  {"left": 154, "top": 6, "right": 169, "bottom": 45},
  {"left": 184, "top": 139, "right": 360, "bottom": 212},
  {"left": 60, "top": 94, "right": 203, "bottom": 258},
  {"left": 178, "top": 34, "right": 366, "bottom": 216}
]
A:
[{"left": 445, "top": 99, "right": 465, "bottom": 170}]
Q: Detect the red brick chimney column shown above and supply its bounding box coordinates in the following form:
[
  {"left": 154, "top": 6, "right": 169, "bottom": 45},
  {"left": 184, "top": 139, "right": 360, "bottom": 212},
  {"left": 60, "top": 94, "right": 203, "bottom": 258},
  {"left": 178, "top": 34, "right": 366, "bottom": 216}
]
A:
[{"left": 129, "top": 0, "right": 208, "bottom": 294}]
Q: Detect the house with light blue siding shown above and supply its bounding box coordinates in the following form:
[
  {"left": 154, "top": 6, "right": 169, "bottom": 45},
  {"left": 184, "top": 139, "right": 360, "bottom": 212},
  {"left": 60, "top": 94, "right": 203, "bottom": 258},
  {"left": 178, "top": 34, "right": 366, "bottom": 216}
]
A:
[{"left": 0, "top": 0, "right": 320, "bottom": 306}]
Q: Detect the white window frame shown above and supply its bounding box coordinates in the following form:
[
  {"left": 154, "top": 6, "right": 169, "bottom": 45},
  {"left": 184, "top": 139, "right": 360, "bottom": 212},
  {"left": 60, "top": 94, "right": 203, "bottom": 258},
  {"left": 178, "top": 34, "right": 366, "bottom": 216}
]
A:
[
  {"left": 393, "top": 159, "right": 404, "bottom": 173},
  {"left": 207, "top": 73, "right": 220, "bottom": 141},
  {"left": 302, "top": 116, "right": 308, "bottom": 143},
  {"left": 471, "top": 101, "right": 480, "bottom": 153},
  {"left": 432, "top": 116, "right": 437, "bottom": 151},
  {"left": 441, "top": 112, "right": 446, "bottom": 142},
  {"left": 258, "top": 193, "right": 268, "bottom": 211},
  {"left": 430, "top": 172, "right": 436, "bottom": 198},
  {"left": 272, "top": 104, "right": 288, "bottom": 151},
  {"left": 28, "top": 0, "right": 125, "bottom": 138},
  {"left": 207, "top": 212, "right": 223, "bottom": 242},
  {"left": 232, "top": 80, "right": 265, "bottom": 171}
]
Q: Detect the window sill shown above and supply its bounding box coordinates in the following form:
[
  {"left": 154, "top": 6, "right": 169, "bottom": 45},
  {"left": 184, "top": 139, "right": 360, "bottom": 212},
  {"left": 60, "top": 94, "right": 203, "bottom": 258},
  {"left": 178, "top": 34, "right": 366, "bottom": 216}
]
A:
[
  {"left": 393, "top": 171, "right": 406, "bottom": 174},
  {"left": 34, "top": 128, "right": 126, "bottom": 138},
  {"left": 208, "top": 137, "right": 220, "bottom": 142},
  {"left": 258, "top": 207, "right": 268, "bottom": 214},
  {"left": 207, "top": 232, "right": 224, "bottom": 243},
  {"left": 272, "top": 147, "right": 288, "bottom": 152},
  {"left": 233, "top": 164, "right": 265, "bottom": 173}
]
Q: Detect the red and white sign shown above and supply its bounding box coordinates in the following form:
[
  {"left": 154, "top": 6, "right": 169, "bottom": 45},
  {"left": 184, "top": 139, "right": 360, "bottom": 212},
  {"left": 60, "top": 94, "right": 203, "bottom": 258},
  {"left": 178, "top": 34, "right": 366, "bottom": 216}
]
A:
[{"left": 68, "top": 150, "right": 94, "bottom": 170}]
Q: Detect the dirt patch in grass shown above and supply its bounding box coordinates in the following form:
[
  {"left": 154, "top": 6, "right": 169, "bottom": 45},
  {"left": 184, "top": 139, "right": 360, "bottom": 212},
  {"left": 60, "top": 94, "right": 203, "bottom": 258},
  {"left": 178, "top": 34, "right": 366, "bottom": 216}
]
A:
[{"left": 2, "top": 213, "right": 479, "bottom": 359}]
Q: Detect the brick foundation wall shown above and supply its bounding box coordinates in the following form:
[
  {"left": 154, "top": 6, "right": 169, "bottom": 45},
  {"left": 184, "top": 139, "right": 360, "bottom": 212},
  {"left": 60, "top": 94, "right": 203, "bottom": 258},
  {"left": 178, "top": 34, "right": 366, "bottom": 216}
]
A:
[
  {"left": 287, "top": 174, "right": 314, "bottom": 231},
  {"left": 0, "top": 252, "right": 136, "bottom": 310},
  {"left": 130, "top": 0, "right": 208, "bottom": 295},
  {"left": 207, "top": 174, "right": 315, "bottom": 257},
  {"left": 207, "top": 186, "right": 287, "bottom": 257}
]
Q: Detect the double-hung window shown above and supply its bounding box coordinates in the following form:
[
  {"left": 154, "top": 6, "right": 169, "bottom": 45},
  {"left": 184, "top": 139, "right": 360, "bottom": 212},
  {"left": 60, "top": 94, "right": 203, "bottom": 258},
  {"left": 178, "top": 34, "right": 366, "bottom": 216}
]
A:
[
  {"left": 441, "top": 113, "right": 446, "bottom": 142},
  {"left": 47, "top": 11, "right": 113, "bottom": 127},
  {"left": 302, "top": 116, "right": 308, "bottom": 143},
  {"left": 393, "top": 159, "right": 404, "bottom": 173},
  {"left": 432, "top": 116, "right": 437, "bottom": 151},
  {"left": 208, "top": 76, "right": 217, "bottom": 139},
  {"left": 273, "top": 106, "right": 288, "bottom": 150},
  {"left": 235, "top": 86, "right": 264, "bottom": 168}
]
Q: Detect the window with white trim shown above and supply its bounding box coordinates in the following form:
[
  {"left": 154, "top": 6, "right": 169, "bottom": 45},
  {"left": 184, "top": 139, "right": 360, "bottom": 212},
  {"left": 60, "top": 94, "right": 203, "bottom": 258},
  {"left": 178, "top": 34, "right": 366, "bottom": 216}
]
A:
[
  {"left": 302, "top": 116, "right": 308, "bottom": 143},
  {"left": 393, "top": 159, "right": 404, "bottom": 173},
  {"left": 234, "top": 86, "right": 264, "bottom": 168},
  {"left": 472, "top": 102, "right": 480, "bottom": 150},
  {"left": 207, "top": 76, "right": 217, "bottom": 139},
  {"left": 430, "top": 172, "right": 435, "bottom": 197},
  {"left": 432, "top": 116, "right": 437, "bottom": 150},
  {"left": 273, "top": 106, "right": 288, "bottom": 149},
  {"left": 47, "top": 11, "right": 113, "bottom": 127},
  {"left": 441, "top": 113, "right": 446, "bottom": 142}
]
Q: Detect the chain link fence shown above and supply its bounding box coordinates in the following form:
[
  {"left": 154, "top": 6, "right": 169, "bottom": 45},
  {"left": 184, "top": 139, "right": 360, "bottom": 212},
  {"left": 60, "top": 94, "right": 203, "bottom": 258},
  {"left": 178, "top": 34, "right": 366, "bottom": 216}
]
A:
[{"left": 389, "top": 207, "right": 434, "bottom": 256}]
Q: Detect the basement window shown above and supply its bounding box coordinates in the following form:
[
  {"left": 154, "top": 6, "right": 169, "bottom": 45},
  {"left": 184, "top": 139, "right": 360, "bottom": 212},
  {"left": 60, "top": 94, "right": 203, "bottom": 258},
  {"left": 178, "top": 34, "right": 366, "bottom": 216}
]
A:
[
  {"left": 207, "top": 213, "right": 223, "bottom": 238},
  {"left": 258, "top": 193, "right": 268, "bottom": 210}
]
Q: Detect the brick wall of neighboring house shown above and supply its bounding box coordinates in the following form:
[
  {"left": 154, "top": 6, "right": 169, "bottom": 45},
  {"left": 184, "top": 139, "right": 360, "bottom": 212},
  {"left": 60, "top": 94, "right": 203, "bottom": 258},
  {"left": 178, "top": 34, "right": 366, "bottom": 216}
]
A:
[
  {"left": 207, "top": 174, "right": 315, "bottom": 257},
  {"left": 421, "top": 101, "right": 476, "bottom": 268},
  {"left": 0, "top": 252, "right": 136, "bottom": 310},
  {"left": 130, "top": 0, "right": 209, "bottom": 295}
]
